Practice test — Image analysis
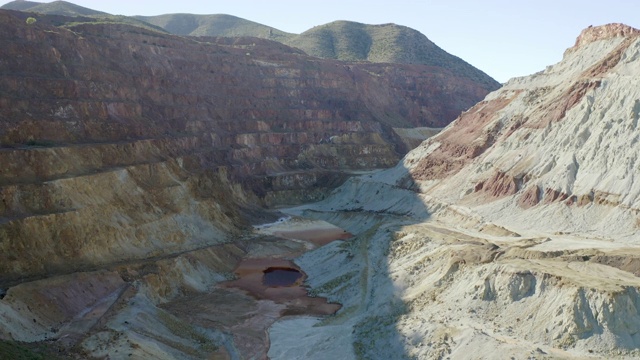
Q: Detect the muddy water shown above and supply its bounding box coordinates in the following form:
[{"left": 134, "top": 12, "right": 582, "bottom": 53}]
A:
[
  {"left": 263, "top": 267, "right": 303, "bottom": 287},
  {"left": 271, "top": 226, "right": 353, "bottom": 246},
  {"left": 222, "top": 258, "right": 339, "bottom": 314},
  {"left": 162, "top": 218, "right": 352, "bottom": 359},
  {"left": 214, "top": 219, "right": 351, "bottom": 358}
]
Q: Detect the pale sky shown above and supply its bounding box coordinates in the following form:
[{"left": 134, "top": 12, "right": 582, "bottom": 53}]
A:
[{"left": 3, "top": 0, "right": 640, "bottom": 83}]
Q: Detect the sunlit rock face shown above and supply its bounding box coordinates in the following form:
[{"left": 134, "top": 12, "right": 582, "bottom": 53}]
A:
[
  {"left": 406, "top": 22, "right": 640, "bottom": 238},
  {"left": 268, "top": 24, "right": 640, "bottom": 359}
]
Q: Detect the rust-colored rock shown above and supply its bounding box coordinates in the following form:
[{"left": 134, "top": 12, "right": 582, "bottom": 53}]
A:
[
  {"left": 475, "top": 171, "right": 519, "bottom": 199},
  {"left": 411, "top": 95, "right": 516, "bottom": 180},
  {"left": 0, "top": 10, "right": 499, "bottom": 284},
  {"left": 527, "top": 80, "right": 601, "bottom": 129},
  {"left": 564, "top": 195, "right": 578, "bottom": 206},
  {"left": 569, "top": 23, "right": 640, "bottom": 51},
  {"left": 0, "top": 10, "right": 497, "bottom": 206},
  {"left": 542, "top": 188, "right": 570, "bottom": 204},
  {"left": 517, "top": 185, "right": 541, "bottom": 209},
  {"left": 582, "top": 37, "right": 637, "bottom": 78}
]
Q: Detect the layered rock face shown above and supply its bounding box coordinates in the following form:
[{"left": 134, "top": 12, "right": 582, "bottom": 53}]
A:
[
  {"left": 0, "top": 11, "right": 498, "bottom": 206},
  {"left": 269, "top": 24, "right": 640, "bottom": 359},
  {"left": 0, "top": 9, "right": 496, "bottom": 284},
  {"left": 0, "top": 9, "right": 502, "bottom": 358},
  {"left": 406, "top": 22, "right": 640, "bottom": 236}
]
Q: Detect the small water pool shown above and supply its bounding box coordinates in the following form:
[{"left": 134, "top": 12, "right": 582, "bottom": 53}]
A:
[{"left": 262, "top": 267, "right": 303, "bottom": 287}]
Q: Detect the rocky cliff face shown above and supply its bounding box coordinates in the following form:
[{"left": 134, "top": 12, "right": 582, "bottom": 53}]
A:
[
  {"left": 0, "top": 9, "right": 502, "bottom": 358},
  {"left": 269, "top": 24, "right": 640, "bottom": 359},
  {"left": 0, "top": 8, "right": 497, "bottom": 284},
  {"left": 0, "top": 10, "right": 496, "bottom": 205},
  {"left": 405, "top": 22, "right": 640, "bottom": 237}
]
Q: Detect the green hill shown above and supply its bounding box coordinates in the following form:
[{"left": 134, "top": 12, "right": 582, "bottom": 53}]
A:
[
  {"left": 1, "top": 1, "right": 498, "bottom": 86},
  {"left": 1, "top": 0, "right": 107, "bottom": 16},
  {"left": 283, "top": 20, "right": 373, "bottom": 61},
  {"left": 1, "top": 0, "right": 167, "bottom": 33},
  {"left": 135, "top": 14, "right": 496, "bottom": 86},
  {"left": 0, "top": 0, "right": 41, "bottom": 11},
  {"left": 284, "top": 21, "right": 496, "bottom": 85},
  {"left": 134, "top": 13, "right": 293, "bottom": 41}
]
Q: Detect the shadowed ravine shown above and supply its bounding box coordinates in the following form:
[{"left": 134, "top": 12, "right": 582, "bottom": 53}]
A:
[{"left": 265, "top": 164, "right": 429, "bottom": 359}]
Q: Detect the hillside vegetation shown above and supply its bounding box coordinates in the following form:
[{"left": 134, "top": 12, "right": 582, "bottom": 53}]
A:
[
  {"left": 137, "top": 15, "right": 496, "bottom": 86},
  {"left": 284, "top": 21, "right": 496, "bottom": 85},
  {"left": 0, "top": 0, "right": 41, "bottom": 11},
  {"left": 1, "top": 0, "right": 106, "bottom": 16},
  {"left": 1, "top": 0, "right": 167, "bottom": 33},
  {"left": 135, "top": 13, "right": 293, "bottom": 41}
]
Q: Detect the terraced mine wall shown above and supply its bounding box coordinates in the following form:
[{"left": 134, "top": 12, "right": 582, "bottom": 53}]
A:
[
  {"left": 0, "top": 10, "right": 498, "bottom": 203},
  {"left": 0, "top": 14, "right": 495, "bottom": 357},
  {"left": 0, "top": 10, "right": 497, "bottom": 284}
]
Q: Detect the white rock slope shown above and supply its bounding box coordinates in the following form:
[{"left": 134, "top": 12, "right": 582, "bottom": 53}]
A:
[
  {"left": 268, "top": 24, "right": 640, "bottom": 359},
  {"left": 407, "top": 23, "right": 640, "bottom": 239}
]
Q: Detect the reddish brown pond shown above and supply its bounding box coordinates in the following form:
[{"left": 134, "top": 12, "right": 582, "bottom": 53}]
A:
[
  {"left": 272, "top": 226, "right": 353, "bottom": 246},
  {"left": 209, "top": 220, "right": 350, "bottom": 358},
  {"left": 263, "top": 267, "right": 303, "bottom": 287},
  {"left": 222, "top": 258, "right": 339, "bottom": 315}
]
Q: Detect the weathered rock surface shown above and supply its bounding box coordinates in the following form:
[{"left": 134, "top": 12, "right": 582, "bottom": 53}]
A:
[
  {"left": 0, "top": 7, "right": 499, "bottom": 358},
  {"left": 266, "top": 24, "right": 640, "bottom": 359},
  {"left": 0, "top": 9, "right": 496, "bottom": 283},
  {"left": 404, "top": 22, "right": 640, "bottom": 237},
  {"left": 0, "top": 9, "right": 498, "bottom": 205},
  {"left": 0, "top": 213, "right": 356, "bottom": 359}
]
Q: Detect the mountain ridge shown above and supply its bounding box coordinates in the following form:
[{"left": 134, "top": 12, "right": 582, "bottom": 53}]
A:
[
  {"left": 2, "top": 2, "right": 640, "bottom": 357},
  {"left": 571, "top": 22, "right": 640, "bottom": 50},
  {"left": 286, "top": 20, "right": 495, "bottom": 85},
  {"left": 0, "top": 0, "right": 499, "bottom": 87},
  {"left": 407, "top": 23, "right": 640, "bottom": 219},
  {"left": 134, "top": 13, "right": 293, "bottom": 41},
  {"left": 1, "top": 0, "right": 106, "bottom": 16}
]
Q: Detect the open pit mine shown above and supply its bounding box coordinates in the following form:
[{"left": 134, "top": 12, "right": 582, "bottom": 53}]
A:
[
  {"left": 2, "top": 3, "right": 640, "bottom": 360},
  {"left": 0, "top": 5, "right": 498, "bottom": 359}
]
